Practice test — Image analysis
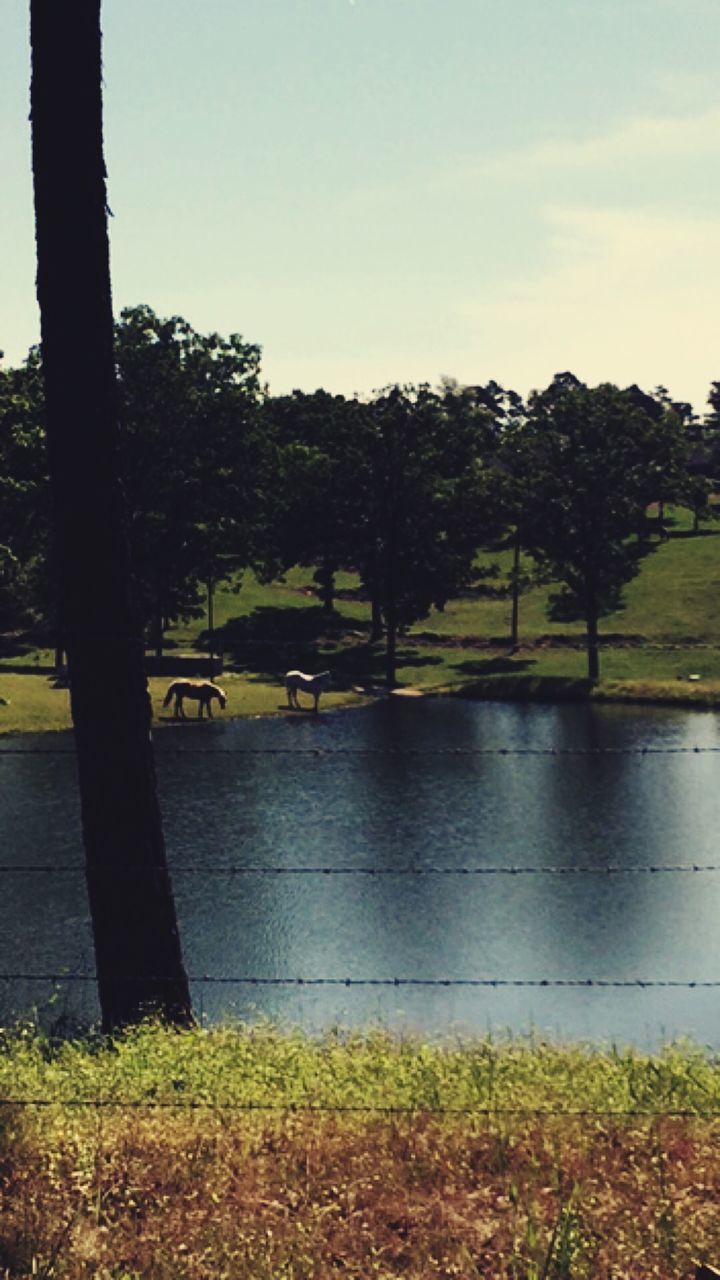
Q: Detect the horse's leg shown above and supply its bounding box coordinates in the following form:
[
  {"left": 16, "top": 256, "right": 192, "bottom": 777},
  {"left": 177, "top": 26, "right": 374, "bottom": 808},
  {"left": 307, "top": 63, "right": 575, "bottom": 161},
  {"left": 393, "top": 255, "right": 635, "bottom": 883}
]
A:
[
  {"left": 207, "top": 698, "right": 213, "bottom": 718},
  {"left": 286, "top": 685, "right": 294, "bottom": 708},
  {"left": 176, "top": 695, "right": 185, "bottom": 720}
]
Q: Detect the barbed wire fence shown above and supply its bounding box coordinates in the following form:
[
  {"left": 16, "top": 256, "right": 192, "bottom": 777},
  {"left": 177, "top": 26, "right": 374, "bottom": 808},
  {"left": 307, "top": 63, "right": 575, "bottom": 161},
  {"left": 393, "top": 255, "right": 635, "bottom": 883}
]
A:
[{"left": 2, "top": 740, "right": 720, "bottom": 1118}]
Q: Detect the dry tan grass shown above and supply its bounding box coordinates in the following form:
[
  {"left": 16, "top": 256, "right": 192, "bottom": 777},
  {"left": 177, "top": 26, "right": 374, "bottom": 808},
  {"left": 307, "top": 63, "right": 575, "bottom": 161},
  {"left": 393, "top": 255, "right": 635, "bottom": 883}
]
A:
[{"left": 2, "top": 1108, "right": 720, "bottom": 1277}]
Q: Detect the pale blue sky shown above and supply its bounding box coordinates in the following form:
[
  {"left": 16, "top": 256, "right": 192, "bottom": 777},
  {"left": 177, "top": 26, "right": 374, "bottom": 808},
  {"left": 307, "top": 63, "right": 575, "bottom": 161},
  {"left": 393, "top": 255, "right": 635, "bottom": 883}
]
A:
[{"left": 2, "top": 0, "right": 719, "bottom": 411}]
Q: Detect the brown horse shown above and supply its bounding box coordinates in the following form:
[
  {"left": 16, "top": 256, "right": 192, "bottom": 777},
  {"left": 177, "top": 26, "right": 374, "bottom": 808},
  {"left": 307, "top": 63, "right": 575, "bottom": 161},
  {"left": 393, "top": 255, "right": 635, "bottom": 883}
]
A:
[{"left": 163, "top": 680, "right": 227, "bottom": 720}]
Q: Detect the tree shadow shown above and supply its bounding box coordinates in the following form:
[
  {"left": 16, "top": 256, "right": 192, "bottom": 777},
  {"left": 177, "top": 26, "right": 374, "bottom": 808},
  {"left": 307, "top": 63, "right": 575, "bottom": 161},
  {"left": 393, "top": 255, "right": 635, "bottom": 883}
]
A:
[
  {"left": 239, "top": 643, "right": 444, "bottom": 688},
  {"left": 201, "top": 604, "right": 369, "bottom": 664},
  {"left": 454, "top": 674, "right": 596, "bottom": 702},
  {"left": 666, "top": 527, "right": 720, "bottom": 540},
  {"left": 455, "top": 655, "right": 536, "bottom": 677}
]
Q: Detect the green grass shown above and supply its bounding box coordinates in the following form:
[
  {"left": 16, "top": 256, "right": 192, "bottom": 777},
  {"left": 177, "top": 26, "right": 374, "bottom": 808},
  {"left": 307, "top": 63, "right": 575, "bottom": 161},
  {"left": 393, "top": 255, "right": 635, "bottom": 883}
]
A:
[
  {"left": 2, "top": 1020, "right": 718, "bottom": 1114},
  {"left": 1, "top": 1023, "right": 720, "bottom": 1277},
  {"left": 4, "top": 506, "right": 720, "bottom": 734},
  {"left": 0, "top": 673, "right": 73, "bottom": 733},
  {"left": 0, "top": 671, "right": 363, "bottom": 735}
]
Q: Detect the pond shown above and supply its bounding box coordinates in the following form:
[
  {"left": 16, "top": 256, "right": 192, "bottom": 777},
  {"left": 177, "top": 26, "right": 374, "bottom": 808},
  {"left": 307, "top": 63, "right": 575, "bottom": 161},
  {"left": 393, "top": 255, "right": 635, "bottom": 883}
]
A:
[{"left": 3, "top": 696, "right": 720, "bottom": 1046}]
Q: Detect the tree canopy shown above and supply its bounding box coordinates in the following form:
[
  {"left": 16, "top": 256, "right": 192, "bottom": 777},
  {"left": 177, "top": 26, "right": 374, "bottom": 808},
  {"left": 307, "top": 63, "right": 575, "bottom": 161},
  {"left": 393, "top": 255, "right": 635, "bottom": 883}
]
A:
[{"left": 516, "top": 374, "right": 688, "bottom": 678}]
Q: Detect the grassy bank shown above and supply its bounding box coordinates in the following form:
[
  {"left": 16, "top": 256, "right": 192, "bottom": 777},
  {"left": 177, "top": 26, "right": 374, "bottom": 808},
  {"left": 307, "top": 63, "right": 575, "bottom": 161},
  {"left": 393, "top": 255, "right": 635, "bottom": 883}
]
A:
[
  {"left": 0, "top": 671, "right": 362, "bottom": 735},
  {"left": 4, "top": 666, "right": 720, "bottom": 738},
  {"left": 3, "top": 506, "right": 720, "bottom": 733},
  {"left": 1, "top": 1022, "right": 719, "bottom": 1277}
]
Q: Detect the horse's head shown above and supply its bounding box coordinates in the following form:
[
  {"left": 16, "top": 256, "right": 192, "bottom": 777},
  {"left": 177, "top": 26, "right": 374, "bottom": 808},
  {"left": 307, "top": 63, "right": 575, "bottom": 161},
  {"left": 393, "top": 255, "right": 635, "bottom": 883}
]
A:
[{"left": 216, "top": 687, "right": 227, "bottom": 709}]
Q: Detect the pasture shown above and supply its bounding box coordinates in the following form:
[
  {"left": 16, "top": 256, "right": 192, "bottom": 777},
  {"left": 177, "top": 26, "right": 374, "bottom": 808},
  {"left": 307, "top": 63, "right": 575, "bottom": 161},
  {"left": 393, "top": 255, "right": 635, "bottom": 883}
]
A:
[
  {"left": 2, "top": 504, "right": 720, "bottom": 735},
  {"left": 1, "top": 1022, "right": 719, "bottom": 1278},
  {"left": 2, "top": 510, "right": 720, "bottom": 1275}
]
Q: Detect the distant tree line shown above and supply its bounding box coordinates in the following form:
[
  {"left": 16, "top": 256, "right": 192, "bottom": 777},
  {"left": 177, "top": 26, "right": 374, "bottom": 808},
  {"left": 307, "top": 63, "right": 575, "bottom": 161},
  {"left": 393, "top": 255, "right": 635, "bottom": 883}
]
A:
[{"left": 1, "top": 304, "right": 718, "bottom": 681}]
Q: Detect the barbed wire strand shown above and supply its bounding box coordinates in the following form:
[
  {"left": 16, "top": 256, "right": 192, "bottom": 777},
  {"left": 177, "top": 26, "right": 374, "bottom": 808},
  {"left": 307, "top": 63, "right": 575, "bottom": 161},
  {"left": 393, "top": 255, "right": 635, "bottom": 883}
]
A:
[
  {"left": 2, "top": 745, "right": 720, "bottom": 757},
  {"left": 1, "top": 974, "right": 718, "bottom": 988},
  {"left": 0, "top": 1097, "right": 717, "bottom": 1116},
  {"left": 1, "top": 861, "right": 719, "bottom": 876}
]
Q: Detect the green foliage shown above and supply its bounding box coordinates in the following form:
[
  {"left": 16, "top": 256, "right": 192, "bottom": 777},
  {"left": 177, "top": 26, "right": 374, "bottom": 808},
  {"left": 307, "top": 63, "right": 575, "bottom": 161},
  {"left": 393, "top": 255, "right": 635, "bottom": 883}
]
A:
[
  {"left": 114, "top": 305, "right": 267, "bottom": 651},
  {"left": 357, "top": 383, "right": 498, "bottom": 683},
  {"left": 263, "top": 389, "right": 367, "bottom": 609},
  {"left": 0, "top": 348, "right": 51, "bottom": 630},
  {"left": 1, "top": 1020, "right": 719, "bottom": 1113},
  {"left": 516, "top": 375, "right": 689, "bottom": 678}
]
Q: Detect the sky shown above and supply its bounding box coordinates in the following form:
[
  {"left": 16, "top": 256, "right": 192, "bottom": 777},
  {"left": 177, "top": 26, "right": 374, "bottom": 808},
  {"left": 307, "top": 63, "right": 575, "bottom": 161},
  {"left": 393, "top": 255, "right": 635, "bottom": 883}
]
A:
[{"left": 2, "top": 0, "right": 719, "bottom": 413}]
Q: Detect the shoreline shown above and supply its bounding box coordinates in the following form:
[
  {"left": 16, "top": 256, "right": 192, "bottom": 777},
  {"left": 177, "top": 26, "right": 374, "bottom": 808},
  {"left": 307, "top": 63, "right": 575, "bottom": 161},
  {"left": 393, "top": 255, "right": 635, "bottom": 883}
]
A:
[{"left": 1, "top": 667, "right": 720, "bottom": 737}]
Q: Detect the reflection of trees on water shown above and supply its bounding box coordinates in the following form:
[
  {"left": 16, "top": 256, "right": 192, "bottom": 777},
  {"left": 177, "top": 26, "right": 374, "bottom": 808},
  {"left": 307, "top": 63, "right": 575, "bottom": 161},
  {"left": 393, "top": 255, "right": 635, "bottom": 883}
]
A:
[{"left": 4, "top": 703, "right": 720, "bottom": 1039}]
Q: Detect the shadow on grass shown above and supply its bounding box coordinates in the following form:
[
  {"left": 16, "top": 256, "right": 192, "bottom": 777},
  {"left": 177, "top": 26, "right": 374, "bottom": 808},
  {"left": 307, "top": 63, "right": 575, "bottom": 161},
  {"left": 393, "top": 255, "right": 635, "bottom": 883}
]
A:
[
  {"left": 203, "top": 606, "right": 445, "bottom": 689},
  {"left": 236, "top": 642, "right": 444, "bottom": 689},
  {"left": 200, "top": 605, "right": 368, "bottom": 665},
  {"left": 666, "top": 527, "right": 720, "bottom": 540},
  {"left": 455, "top": 656, "right": 536, "bottom": 677},
  {"left": 452, "top": 674, "right": 596, "bottom": 703}
]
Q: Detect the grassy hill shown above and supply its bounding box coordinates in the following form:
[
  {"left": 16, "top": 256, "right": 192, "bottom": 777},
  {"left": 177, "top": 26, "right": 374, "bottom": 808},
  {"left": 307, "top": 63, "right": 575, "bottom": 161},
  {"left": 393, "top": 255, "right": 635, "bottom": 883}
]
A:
[
  {"left": 3, "top": 505, "right": 720, "bottom": 732},
  {"left": 169, "top": 503, "right": 720, "bottom": 698}
]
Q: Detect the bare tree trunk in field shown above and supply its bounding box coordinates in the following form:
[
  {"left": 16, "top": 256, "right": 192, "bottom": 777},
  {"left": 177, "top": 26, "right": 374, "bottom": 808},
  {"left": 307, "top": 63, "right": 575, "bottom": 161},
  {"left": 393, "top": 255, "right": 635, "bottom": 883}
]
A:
[
  {"left": 585, "top": 585, "right": 600, "bottom": 682},
  {"left": 509, "top": 530, "right": 520, "bottom": 652},
  {"left": 30, "top": 0, "right": 192, "bottom": 1030}
]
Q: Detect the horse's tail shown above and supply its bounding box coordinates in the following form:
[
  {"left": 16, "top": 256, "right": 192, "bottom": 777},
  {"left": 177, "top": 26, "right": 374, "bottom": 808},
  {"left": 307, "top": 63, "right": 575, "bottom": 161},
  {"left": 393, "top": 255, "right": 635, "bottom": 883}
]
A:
[{"left": 162, "top": 683, "right": 176, "bottom": 708}]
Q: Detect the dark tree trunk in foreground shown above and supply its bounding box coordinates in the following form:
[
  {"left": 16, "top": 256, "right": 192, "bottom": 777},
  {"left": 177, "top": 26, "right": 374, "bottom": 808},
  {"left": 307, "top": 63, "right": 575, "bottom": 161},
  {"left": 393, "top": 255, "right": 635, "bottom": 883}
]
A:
[{"left": 30, "top": 0, "right": 192, "bottom": 1030}]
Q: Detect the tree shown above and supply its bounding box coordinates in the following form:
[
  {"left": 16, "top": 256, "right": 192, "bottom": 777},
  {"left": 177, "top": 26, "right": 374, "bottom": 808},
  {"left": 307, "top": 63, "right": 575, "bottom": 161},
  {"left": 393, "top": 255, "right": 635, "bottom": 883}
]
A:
[
  {"left": 458, "top": 381, "right": 540, "bottom": 650},
  {"left": 0, "top": 349, "right": 49, "bottom": 632},
  {"left": 518, "top": 375, "right": 686, "bottom": 680},
  {"left": 681, "top": 382, "right": 720, "bottom": 527},
  {"left": 264, "top": 390, "right": 367, "bottom": 614},
  {"left": 30, "top": 0, "right": 191, "bottom": 1029},
  {"left": 623, "top": 384, "right": 692, "bottom": 532},
  {"left": 114, "top": 305, "right": 266, "bottom": 655},
  {"left": 359, "top": 385, "right": 491, "bottom": 687}
]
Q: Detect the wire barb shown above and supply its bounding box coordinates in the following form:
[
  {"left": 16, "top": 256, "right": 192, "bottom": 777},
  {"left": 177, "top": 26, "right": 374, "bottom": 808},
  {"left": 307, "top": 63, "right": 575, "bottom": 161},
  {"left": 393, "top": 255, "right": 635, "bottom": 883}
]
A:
[
  {"left": 1, "top": 861, "right": 718, "bottom": 876},
  {"left": 2, "top": 744, "right": 720, "bottom": 757},
  {"left": 0, "top": 1097, "right": 717, "bottom": 1116},
  {"left": 1, "top": 973, "right": 717, "bottom": 988}
]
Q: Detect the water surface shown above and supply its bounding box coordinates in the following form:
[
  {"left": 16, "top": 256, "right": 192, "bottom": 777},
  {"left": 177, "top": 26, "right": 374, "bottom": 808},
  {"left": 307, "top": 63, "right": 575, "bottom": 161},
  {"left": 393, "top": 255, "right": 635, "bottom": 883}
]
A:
[{"left": 3, "top": 697, "right": 720, "bottom": 1045}]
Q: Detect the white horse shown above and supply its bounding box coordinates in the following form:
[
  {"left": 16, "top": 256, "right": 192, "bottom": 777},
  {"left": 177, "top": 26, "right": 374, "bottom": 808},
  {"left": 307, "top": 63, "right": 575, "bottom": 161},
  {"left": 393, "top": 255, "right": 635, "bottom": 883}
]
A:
[{"left": 284, "top": 669, "right": 332, "bottom": 713}]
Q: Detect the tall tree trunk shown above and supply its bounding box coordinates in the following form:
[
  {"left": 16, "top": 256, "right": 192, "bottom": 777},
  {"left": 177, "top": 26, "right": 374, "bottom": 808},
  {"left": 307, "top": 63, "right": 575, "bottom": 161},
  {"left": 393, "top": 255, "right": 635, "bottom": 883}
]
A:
[
  {"left": 315, "top": 555, "right": 335, "bottom": 614},
  {"left": 370, "top": 591, "right": 383, "bottom": 643},
  {"left": 509, "top": 530, "right": 520, "bottom": 651},
  {"left": 586, "top": 590, "right": 600, "bottom": 681},
  {"left": 384, "top": 524, "right": 398, "bottom": 690},
  {"left": 153, "top": 595, "right": 164, "bottom": 660},
  {"left": 207, "top": 578, "right": 215, "bottom": 656},
  {"left": 367, "top": 548, "right": 384, "bottom": 642},
  {"left": 30, "top": 0, "right": 192, "bottom": 1030},
  {"left": 385, "top": 596, "right": 398, "bottom": 689}
]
